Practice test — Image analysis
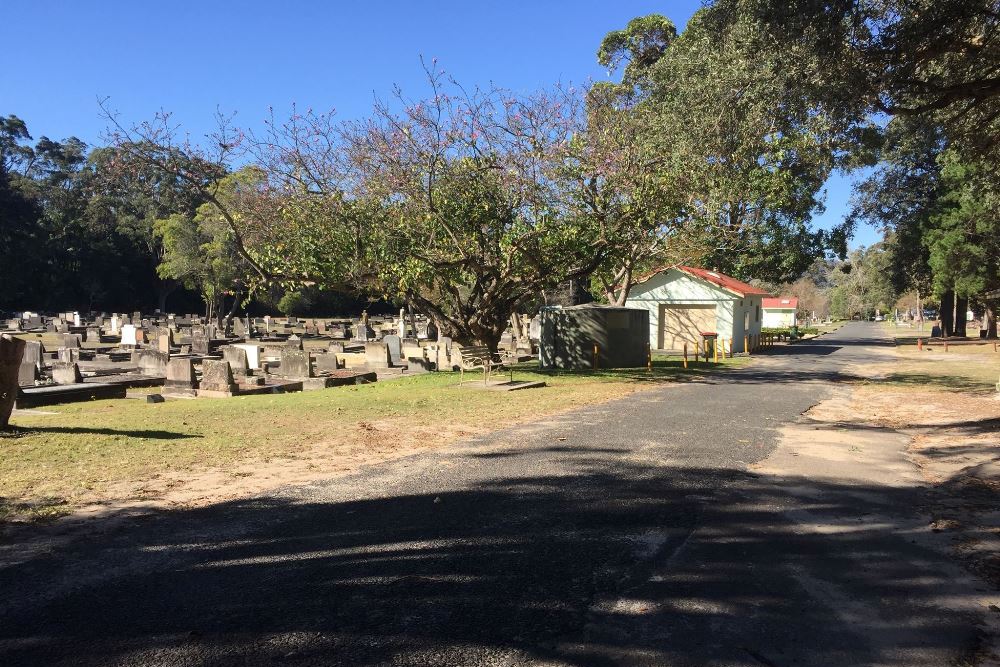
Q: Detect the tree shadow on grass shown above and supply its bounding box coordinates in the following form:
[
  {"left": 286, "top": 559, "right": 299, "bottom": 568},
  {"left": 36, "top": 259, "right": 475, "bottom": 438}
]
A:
[
  {"left": 0, "top": 425, "right": 199, "bottom": 440},
  {"left": 0, "top": 460, "right": 988, "bottom": 666},
  {"left": 885, "top": 372, "right": 996, "bottom": 394}
]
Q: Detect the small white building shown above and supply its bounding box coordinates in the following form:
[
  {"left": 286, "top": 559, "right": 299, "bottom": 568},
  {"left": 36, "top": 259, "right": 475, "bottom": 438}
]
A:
[
  {"left": 624, "top": 266, "right": 770, "bottom": 353},
  {"left": 762, "top": 297, "right": 799, "bottom": 328}
]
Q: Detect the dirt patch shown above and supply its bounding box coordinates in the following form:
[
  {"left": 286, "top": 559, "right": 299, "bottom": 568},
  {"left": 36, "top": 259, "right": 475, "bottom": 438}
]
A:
[{"left": 789, "top": 382, "right": 1000, "bottom": 590}]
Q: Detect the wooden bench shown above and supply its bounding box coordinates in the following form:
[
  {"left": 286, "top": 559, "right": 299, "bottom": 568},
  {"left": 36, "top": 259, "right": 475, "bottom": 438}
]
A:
[{"left": 456, "top": 345, "right": 512, "bottom": 385}]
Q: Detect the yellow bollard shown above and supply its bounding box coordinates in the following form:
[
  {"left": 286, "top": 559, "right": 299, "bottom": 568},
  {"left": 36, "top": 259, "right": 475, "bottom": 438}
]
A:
[
  {"left": 683, "top": 342, "right": 688, "bottom": 369},
  {"left": 593, "top": 343, "right": 599, "bottom": 370},
  {"left": 714, "top": 340, "right": 719, "bottom": 363},
  {"left": 646, "top": 344, "right": 652, "bottom": 372},
  {"left": 745, "top": 335, "right": 750, "bottom": 356}
]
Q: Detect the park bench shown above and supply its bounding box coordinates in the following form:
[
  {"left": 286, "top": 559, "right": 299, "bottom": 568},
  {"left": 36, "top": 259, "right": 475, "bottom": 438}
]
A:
[{"left": 456, "top": 345, "right": 513, "bottom": 385}]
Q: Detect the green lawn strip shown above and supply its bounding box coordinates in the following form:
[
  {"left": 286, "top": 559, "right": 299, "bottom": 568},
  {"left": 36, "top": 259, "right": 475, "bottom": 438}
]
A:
[{"left": 1, "top": 355, "right": 746, "bottom": 510}]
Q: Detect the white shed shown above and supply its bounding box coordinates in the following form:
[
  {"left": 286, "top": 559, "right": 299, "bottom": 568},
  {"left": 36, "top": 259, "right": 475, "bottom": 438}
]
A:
[
  {"left": 762, "top": 297, "right": 799, "bottom": 328},
  {"left": 624, "top": 266, "right": 771, "bottom": 353}
]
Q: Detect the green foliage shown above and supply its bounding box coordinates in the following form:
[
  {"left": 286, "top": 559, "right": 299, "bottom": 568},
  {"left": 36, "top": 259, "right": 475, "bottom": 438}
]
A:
[
  {"left": 828, "top": 245, "right": 897, "bottom": 319},
  {"left": 925, "top": 151, "right": 1000, "bottom": 299},
  {"left": 154, "top": 169, "right": 256, "bottom": 319}
]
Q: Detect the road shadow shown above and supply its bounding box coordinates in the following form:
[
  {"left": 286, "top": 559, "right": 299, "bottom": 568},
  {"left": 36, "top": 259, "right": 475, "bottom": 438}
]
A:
[{"left": 0, "top": 460, "right": 988, "bottom": 666}]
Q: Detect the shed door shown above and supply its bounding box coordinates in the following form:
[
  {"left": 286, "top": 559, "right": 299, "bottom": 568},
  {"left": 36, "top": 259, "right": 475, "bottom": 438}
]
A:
[{"left": 659, "top": 304, "right": 716, "bottom": 351}]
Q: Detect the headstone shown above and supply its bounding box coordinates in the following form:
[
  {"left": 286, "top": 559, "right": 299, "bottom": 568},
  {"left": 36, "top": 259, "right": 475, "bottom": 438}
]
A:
[
  {"left": 120, "top": 324, "right": 138, "bottom": 347},
  {"left": 233, "top": 343, "right": 262, "bottom": 370},
  {"left": 191, "top": 329, "right": 209, "bottom": 355},
  {"left": 21, "top": 340, "right": 42, "bottom": 368},
  {"left": 328, "top": 341, "right": 345, "bottom": 354},
  {"left": 134, "top": 328, "right": 146, "bottom": 345},
  {"left": 18, "top": 360, "right": 38, "bottom": 386},
  {"left": 163, "top": 358, "right": 198, "bottom": 397},
  {"left": 73, "top": 312, "right": 81, "bottom": 327},
  {"left": 278, "top": 348, "right": 312, "bottom": 378},
  {"left": 233, "top": 318, "right": 246, "bottom": 338},
  {"left": 529, "top": 316, "right": 541, "bottom": 342},
  {"left": 1, "top": 335, "right": 27, "bottom": 427},
  {"left": 110, "top": 315, "right": 121, "bottom": 335},
  {"left": 364, "top": 341, "right": 391, "bottom": 369},
  {"left": 383, "top": 335, "right": 403, "bottom": 366},
  {"left": 57, "top": 347, "right": 80, "bottom": 363},
  {"left": 398, "top": 308, "right": 407, "bottom": 337},
  {"left": 198, "top": 360, "right": 238, "bottom": 397},
  {"left": 136, "top": 349, "right": 169, "bottom": 377},
  {"left": 222, "top": 346, "right": 250, "bottom": 377},
  {"left": 7, "top": 319, "right": 22, "bottom": 331},
  {"left": 52, "top": 362, "right": 83, "bottom": 385},
  {"left": 157, "top": 331, "right": 172, "bottom": 354},
  {"left": 85, "top": 328, "right": 101, "bottom": 343},
  {"left": 61, "top": 333, "right": 81, "bottom": 349}
]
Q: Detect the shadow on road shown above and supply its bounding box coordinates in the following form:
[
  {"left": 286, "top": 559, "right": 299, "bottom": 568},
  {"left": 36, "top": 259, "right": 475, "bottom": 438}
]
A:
[{"left": 0, "top": 459, "right": 986, "bottom": 666}]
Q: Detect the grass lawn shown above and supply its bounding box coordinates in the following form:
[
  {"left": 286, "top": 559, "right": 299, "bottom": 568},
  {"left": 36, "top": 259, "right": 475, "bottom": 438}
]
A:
[
  {"left": 1, "top": 354, "right": 748, "bottom": 521},
  {"left": 881, "top": 322, "right": 1000, "bottom": 393}
]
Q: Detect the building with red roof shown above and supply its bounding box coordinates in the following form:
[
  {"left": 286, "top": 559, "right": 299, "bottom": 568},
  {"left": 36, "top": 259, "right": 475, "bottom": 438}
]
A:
[
  {"left": 762, "top": 297, "right": 799, "bottom": 328},
  {"left": 624, "top": 266, "right": 772, "bottom": 353}
]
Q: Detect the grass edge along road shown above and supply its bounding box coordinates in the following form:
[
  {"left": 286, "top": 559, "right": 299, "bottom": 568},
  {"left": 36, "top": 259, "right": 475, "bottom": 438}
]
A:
[{"left": 1, "top": 355, "right": 748, "bottom": 523}]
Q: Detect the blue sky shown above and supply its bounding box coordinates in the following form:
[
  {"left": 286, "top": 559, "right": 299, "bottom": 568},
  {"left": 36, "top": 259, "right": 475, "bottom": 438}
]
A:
[{"left": 3, "top": 0, "right": 878, "bottom": 248}]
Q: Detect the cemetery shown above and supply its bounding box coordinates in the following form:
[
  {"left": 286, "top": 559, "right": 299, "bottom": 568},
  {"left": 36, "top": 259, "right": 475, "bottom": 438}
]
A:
[
  {"left": 0, "top": 307, "right": 748, "bottom": 521},
  {"left": 2, "top": 2, "right": 1000, "bottom": 664}
]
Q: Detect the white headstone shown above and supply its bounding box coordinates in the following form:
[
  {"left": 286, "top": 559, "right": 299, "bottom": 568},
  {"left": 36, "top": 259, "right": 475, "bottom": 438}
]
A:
[
  {"left": 234, "top": 343, "right": 262, "bottom": 370},
  {"left": 120, "top": 324, "right": 137, "bottom": 346},
  {"left": 73, "top": 312, "right": 81, "bottom": 327}
]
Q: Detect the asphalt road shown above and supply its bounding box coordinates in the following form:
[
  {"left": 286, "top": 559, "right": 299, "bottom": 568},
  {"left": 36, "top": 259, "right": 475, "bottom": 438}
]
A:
[{"left": 0, "top": 322, "right": 993, "bottom": 666}]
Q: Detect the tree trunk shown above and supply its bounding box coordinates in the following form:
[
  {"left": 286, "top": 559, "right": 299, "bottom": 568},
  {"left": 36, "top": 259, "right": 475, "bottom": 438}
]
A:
[
  {"left": 940, "top": 290, "right": 955, "bottom": 337},
  {"left": 954, "top": 295, "right": 968, "bottom": 337},
  {"left": 156, "top": 279, "right": 178, "bottom": 314},
  {"left": 985, "top": 303, "right": 998, "bottom": 339},
  {"left": 0, "top": 335, "right": 27, "bottom": 429}
]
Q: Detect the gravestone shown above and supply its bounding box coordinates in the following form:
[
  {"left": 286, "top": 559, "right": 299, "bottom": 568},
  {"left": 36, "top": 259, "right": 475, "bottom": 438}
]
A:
[
  {"left": 198, "top": 360, "right": 238, "bottom": 397},
  {"left": 364, "top": 342, "right": 391, "bottom": 369},
  {"left": 163, "top": 358, "right": 198, "bottom": 397},
  {"left": 18, "top": 360, "right": 39, "bottom": 386},
  {"left": 85, "top": 328, "right": 101, "bottom": 343},
  {"left": 57, "top": 347, "right": 80, "bottom": 363},
  {"left": 328, "top": 341, "right": 345, "bottom": 354},
  {"left": 314, "top": 352, "right": 341, "bottom": 372},
  {"left": 278, "top": 349, "right": 312, "bottom": 378},
  {"left": 233, "top": 344, "right": 262, "bottom": 370},
  {"left": 110, "top": 315, "right": 121, "bottom": 335},
  {"left": 157, "top": 331, "right": 172, "bottom": 354},
  {"left": 7, "top": 319, "right": 22, "bottom": 332},
  {"left": 222, "top": 346, "right": 250, "bottom": 377},
  {"left": 136, "top": 349, "right": 169, "bottom": 377},
  {"left": 233, "top": 317, "right": 246, "bottom": 338},
  {"left": 383, "top": 335, "right": 403, "bottom": 367},
  {"left": 1, "top": 335, "right": 27, "bottom": 428},
  {"left": 120, "top": 324, "right": 138, "bottom": 347},
  {"left": 191, "top": 329, "right": 210, "bottom": 355},
  {"left": 52, "top": 362, "right": 83, "bottom": 385},
  {"left": 21, "top": 340, "right": 42, "bottom": 368},
  {"left": 61, "top": 333, "right": 81, "bottom": 349}
]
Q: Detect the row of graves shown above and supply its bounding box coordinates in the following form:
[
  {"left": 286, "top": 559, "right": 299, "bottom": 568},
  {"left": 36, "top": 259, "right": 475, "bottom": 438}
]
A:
[{"left": 1, "top": 309, "right": 539, "bottom": 409}]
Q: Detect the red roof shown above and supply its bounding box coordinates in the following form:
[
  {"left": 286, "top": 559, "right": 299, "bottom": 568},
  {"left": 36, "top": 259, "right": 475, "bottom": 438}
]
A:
[
  {"left": 630, "top": 265, "right": 771, "bottom": 297},
  {"left": 763, "top": 297, "right": 799, "bottom": 310}
]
